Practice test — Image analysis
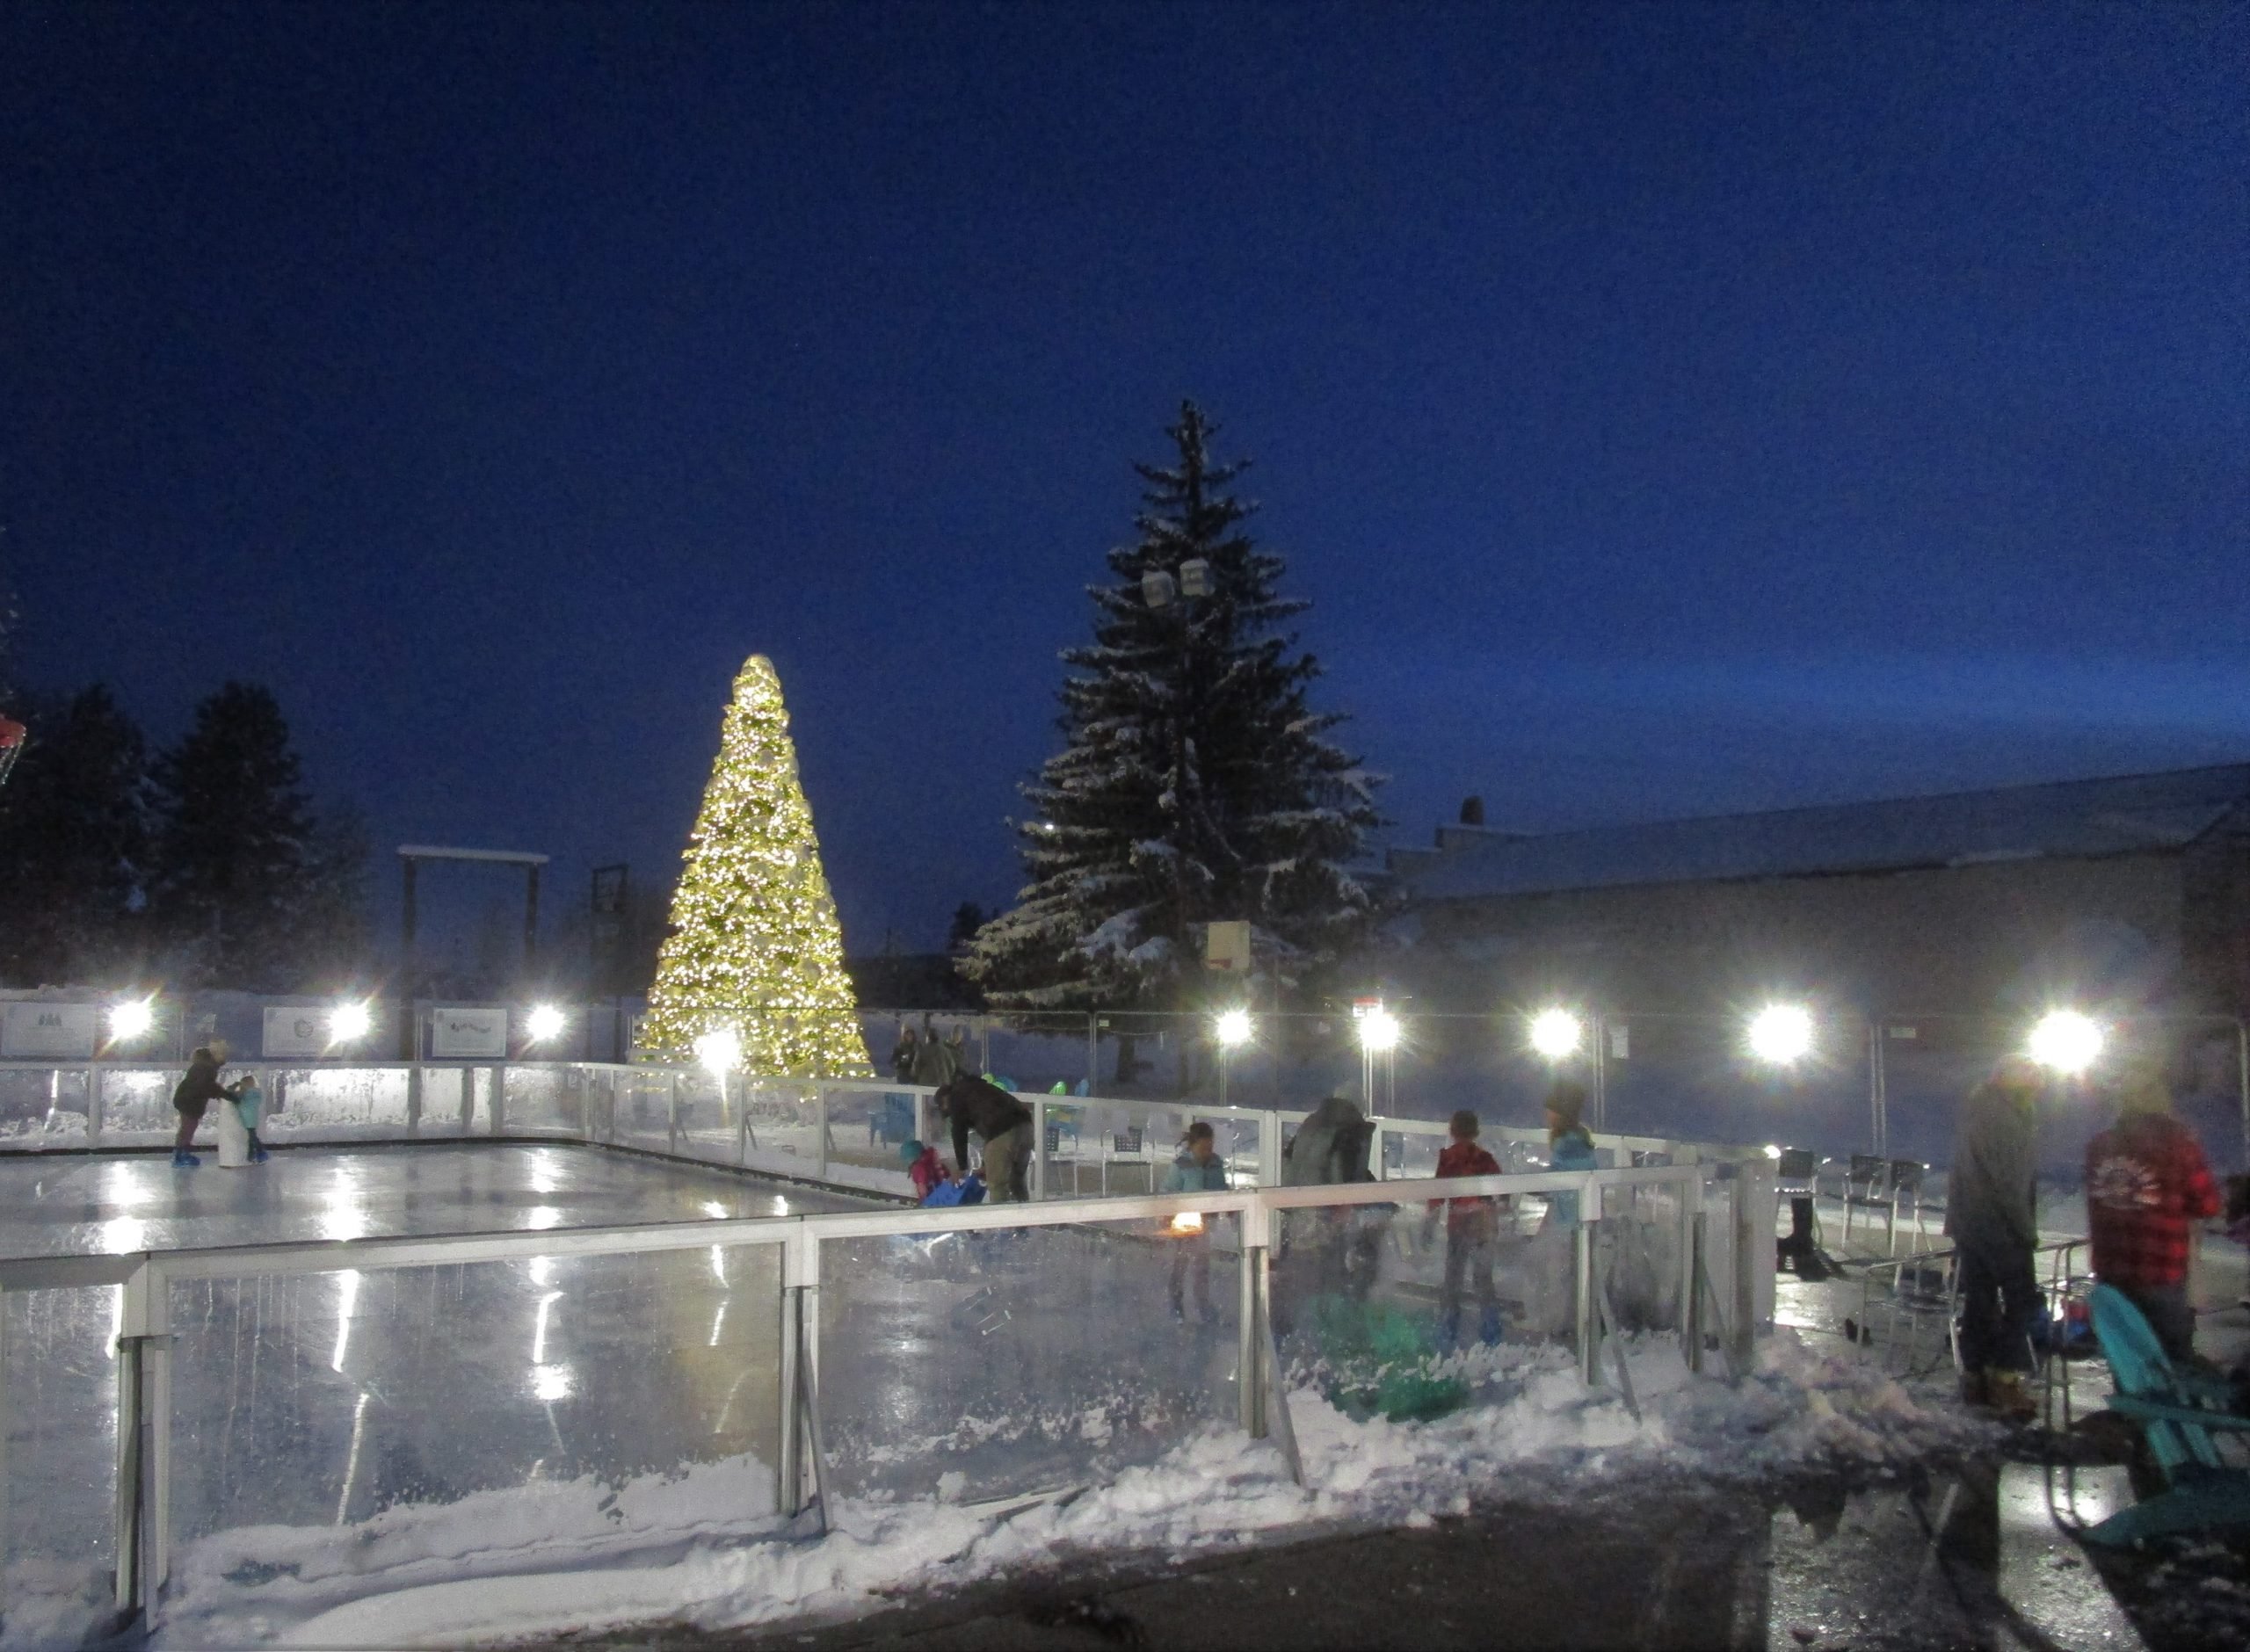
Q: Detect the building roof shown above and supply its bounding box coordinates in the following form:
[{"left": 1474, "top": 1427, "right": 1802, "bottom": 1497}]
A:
[{"left": 1401, "top": 763, "right": 2250, "bottom": 904}]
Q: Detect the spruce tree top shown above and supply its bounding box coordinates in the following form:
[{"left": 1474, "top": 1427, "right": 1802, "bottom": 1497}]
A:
[{"left": 967, "top": 402, "right": 1380, "bottom": 1010}]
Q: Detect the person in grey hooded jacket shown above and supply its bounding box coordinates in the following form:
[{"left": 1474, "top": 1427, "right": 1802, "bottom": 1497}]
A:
[
  {"left": 1943, "top": 1056, "right": 2044, "bottom": 1414},
  {"left": 1276, "top": 1095, "right": 1386, "bottom": 1322}
]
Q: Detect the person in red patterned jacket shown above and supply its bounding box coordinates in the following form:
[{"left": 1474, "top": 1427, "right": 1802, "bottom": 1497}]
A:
[
  {"left": 1421, "top": 1110, "right": 1506, "bottom": 1351},
  {"left": 2085, "top": 1066, "right": 2221, "bottom": 1365}
]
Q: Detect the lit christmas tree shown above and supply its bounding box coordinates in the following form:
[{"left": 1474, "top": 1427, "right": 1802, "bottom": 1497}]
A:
[{"left": 643, "top": 655, "right": 872, "bottom": 1076}]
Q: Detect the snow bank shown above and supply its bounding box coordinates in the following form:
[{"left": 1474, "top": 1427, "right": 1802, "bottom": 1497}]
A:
[{"left": 0, "top": 1330, "right": 1993, "bottom": 1652}]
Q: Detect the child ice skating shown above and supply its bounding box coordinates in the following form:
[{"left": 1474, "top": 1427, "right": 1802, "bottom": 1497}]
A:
[{"left": 229, "top": 1071, "right": 271, "bottom": 1163}]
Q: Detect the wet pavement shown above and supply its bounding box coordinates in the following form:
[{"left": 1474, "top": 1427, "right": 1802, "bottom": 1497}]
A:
[{"left": 517, "top": 1460, "right": 2196, "bottom": 1651}]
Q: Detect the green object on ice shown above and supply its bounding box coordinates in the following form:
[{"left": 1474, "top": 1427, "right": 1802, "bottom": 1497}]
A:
[{"left": 1310, "top": 1296, "right": 1470, "bottom": 1423}]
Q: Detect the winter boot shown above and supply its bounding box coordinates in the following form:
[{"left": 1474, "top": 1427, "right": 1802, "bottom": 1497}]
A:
[
  {"left": 171, "top": 1148, "right": 200, "bottom": 1168},
  {"left": 1985, "top": 1369, "right": 2038, "bottom": 1424}
]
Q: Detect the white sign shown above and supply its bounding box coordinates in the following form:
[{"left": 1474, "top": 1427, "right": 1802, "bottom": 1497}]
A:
[
  {"left": 263, "top": 1006, "right": 332, "bottom": 1058},
  {"left": 432, "top": 1007, "right": 508, "bottom": 1059},
  {"left": 1, "top": 1002, "right": 98, "bottom": 1059}
]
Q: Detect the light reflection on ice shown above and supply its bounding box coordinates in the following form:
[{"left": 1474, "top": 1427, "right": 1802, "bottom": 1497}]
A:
[
  {"left": 531, "top": 1363, "right": 572, "bottom": 1401},
  {"left": 526, "top": 1206, "right": 561, "bottom": 1230},
  {"left": 331, "top": 1271, "right": 360, "bottom": 1373},
  {"left": 531, "top": 1291, "right": 562, "bottom": 1364},
  {"left": 98, "top": 1215, "right": 148, "bottom": 1253}
]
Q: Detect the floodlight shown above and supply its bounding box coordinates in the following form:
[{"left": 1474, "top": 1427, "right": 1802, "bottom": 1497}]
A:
[
  {"left": 1214, "top": 1009, "right": 1253, "bottom": 1049},
  {"left": 525, "top": 1004, "right": 567, "bottom": 1044},
  {"left": 1763, "top": 1144, "right": 1783, "bottom": 1161},
  {"left": 328, "top": 1002, "right": 374, "bottom": 1044},
  {"left": 1528, "top": 1008, "right": 1583, "bottom": 1061},
  {"left": 2027, "top": 1010, "right": 2102, "bottom": 1076},
  {"left": 693, "top": 1027, "right": 742, "bottom": 1076},
  {"left": 1746, "top": 1004, "right": 1814, "bottom": 1066},
  {"left": 1169, "top": 1211, "right": 1205, "bottom": 1235},
  {"left": 107, "top": 998, "right": 156, "bottom": 1042},
  {"left": 1357, "top": 1006, "right": 1401, "bottom": 1054}
]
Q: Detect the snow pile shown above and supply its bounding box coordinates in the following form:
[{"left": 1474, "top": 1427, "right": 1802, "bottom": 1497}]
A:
[{"left": 0, "top": 1331, "right": 1984, "bottom": 1651}]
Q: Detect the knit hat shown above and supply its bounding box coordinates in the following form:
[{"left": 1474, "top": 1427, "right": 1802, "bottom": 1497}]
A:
[{"left": 899, "top": 1138, "right": 925, "bottom": 1164}]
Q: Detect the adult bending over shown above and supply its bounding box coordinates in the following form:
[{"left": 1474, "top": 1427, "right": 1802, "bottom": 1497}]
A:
[
  {"left": 171, "top": 1040, "right": 231, "bottom": 1168},
  {"left": 935, "top": 1073, "right": 1034, "bottom": 1204}
]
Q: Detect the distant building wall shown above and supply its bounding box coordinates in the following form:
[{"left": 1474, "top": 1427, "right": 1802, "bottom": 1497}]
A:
[{"left": 1402, "top": 851, "right": 2203, "bottom": 1017}]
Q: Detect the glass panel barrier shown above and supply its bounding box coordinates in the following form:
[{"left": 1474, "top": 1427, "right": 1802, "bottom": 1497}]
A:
[
  {"left": 4, "top": 1284, "right": 120, "bottom": 1643},
  {"left": 1273, "top": 1180, "right": 1586, "bottom": 1420},
  {"left": 1598, "top": 1178, "right": 1687, "bottom": 1337},
  {"left": 611, "top": 1070, "right": 674, "bottom": 1155},
  {"left": 818, "top": 1085, "right": 918, "bottom": 1196},
  {"left": 411, "top": 1066, "right": 476, "bottom": 1138},
  {"left": 740, "top": 1084, "right": 820, "bottom": 1180},
  {"left": 262, "top": 1068, "right": 411, "bottom": 1143},
  {"left": 818, "top": 1213, "right": 1243, "bottom": 1505},
  {"left": 0, "top": 1067, "right": 91, "bottom": 1149},
  {"left": 164, "top": 1242, "right": 786, "bottom": 1631},
  {"left": 674, "top": 1072, "right": 740, "bottom": 1168},
  {"left": 96, "top": 1068, "right": 176, "bottom": 1148},
  {"left": 500, "top": 1065, "right": 582, "bottom": 1137}
]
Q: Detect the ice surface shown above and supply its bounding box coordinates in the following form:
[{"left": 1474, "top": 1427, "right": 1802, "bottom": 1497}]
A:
[{"left": 0, "top": 1141, "right": 869, "bottom": 1259}]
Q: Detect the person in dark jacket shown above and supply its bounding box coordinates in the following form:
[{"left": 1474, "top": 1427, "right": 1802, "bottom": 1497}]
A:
[
  {"left": 1278, "top": 1095, "right": 1385, "bottom": 1315},
  {"left": 1944, "top": 1057, "right": 2044, "bottom": 1416},
  {"left": 911, "top": 1016, "right": 962, "bottom": 1089},
  {"left": 1423, "top": 1110, "right": 1506, "bottom": 1350},
  {"left": 890, "top": 1025, "right": 920, "bottom": 1086},
  {"left": 171, "top": 1040, "right": 231, "bottom": 1167},
  {"left": 2086, "top": 1068, "right": 2221, "bottom": 1365},
  {"left": 1161, "top": 1122, "right": 1229, "bottom": 1322},
  {"left": 935, "top": 1073, "right": 1034, "bottom": 1203}
]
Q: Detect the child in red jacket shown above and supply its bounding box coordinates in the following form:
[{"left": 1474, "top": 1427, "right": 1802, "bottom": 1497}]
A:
[{"left": 1422, "top": 1110, "right": 1506, "bottom": 1351}]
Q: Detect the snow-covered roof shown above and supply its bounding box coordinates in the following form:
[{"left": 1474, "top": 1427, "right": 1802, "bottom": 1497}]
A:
[{"left": 1401, "top": 762, "right": 2250, "bottom": 904}]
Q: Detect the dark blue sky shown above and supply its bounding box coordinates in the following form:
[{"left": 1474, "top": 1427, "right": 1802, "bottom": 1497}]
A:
[{"left": 6, "top": 3, "right": 2246, "bottom": 959}]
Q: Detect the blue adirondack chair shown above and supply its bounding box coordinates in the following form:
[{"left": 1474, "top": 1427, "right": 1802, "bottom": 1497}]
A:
[{"left": 2083, "top": 1283, "right": 2250, "bottom": 1547}]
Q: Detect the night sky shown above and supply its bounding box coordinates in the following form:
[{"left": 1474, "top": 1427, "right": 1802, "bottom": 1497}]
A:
[{"left": 7, "top": 4, "right": 2245, "bottom": 962}]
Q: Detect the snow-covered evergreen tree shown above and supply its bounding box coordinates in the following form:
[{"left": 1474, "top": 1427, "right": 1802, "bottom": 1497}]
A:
[{"left": 966, "top": 402, "right": 1381, "bottom": 1009}]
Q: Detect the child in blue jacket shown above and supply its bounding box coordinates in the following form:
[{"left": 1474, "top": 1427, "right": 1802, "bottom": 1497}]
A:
[{"left": 1161, "top": 1122, "right": 1228, "bottom": 1322}]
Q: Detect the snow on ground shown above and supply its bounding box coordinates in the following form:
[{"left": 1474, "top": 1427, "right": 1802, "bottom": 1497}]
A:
[{"left": 4, "top": 1330, "right": 1993, "bottom": 1652}]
